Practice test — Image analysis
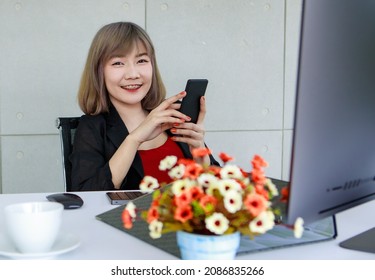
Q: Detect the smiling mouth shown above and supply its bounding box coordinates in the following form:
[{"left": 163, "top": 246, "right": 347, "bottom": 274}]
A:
[{"left": 121, "top": 84, "right": 142, "bottom": 90}]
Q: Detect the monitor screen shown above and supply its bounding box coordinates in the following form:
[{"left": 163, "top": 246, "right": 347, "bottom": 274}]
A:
[{"left": 287, "top": 0, "right": 375, "bottom": 227}]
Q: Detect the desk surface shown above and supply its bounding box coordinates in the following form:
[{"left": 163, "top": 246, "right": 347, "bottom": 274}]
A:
[{"left": 0, "top": 191, "right": 374, "bottom": 260}]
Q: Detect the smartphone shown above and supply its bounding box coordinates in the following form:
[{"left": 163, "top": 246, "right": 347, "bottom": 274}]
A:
[
  {"left": 179, "top": 79, "right": 208, "bottom": 123},
  {"left": 106, "top": 191, "right": 145, "bottom": 205}
]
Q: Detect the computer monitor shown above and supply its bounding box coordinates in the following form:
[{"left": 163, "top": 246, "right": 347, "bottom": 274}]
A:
[{"left": 286, "top": 0, "right": 375, "bottom": 252}]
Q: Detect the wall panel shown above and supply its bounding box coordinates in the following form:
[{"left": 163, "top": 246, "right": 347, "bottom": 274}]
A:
[
  {"left": 147, "top": 0, "right": 285, "bottom": 131},
  {"left": 1, "top": 135, "right": 63, "bottom": 193},
  {"left": 205, "top": 131, "right": 283, "bottom": 179},
  {"left": 0, "top": 0, "right": 146, "bottom": 135}
]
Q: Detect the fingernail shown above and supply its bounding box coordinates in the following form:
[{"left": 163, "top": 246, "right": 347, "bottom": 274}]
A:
[{"left": 171, "top": 128, "right": 177, "bottom": 133}]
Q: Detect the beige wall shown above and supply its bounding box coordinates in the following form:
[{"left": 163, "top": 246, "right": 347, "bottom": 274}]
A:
[{"left": 0, "top": 0, "right": 302, "bottom": 193}]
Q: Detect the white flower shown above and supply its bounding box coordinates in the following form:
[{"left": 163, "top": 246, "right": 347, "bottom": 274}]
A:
[
  {"left": 198, "top": 173, "right": 219, "bottom": 189},
  {"left": 148, "top": 220, "right": 163, "bottom": 239},
  {"left": 139, "top": 176, "right": 159, "bottom": 193},
  {"left": 168, "top": 164, "right": 185, "bottom": 180},
  {"left": 265, "top": 178, "right": 279, "bottom": 197},
  {"left": 218, "top": 179, "right": 242, "bottom": 196},
  {"left": 294, "top": 217, "right": 304, "bottom": 238},
  {"left": 205, "top": 212, "right": 229, "bottom": 235},
  {"left": 171, "top": 179, "right": 193, "bottom": 196},
  {"left": 249, "top": 211, "right": 275, "bottom": 234},
  {"left": 125, "top": 201, "right": 136, "bottom": 218},
  {"left": 220, "top": 164, "right": 244, "bottom": 180},
  {"left": 159, "top": 155, "right": 177, "bottom": 171},
  {"left": 223, "top": 190, "right": 243, "bottom": 213}
]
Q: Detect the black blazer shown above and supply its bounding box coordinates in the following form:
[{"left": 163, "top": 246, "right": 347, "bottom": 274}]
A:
[{"left": 70, "top": 105, "right": 219, "bottom": 191}]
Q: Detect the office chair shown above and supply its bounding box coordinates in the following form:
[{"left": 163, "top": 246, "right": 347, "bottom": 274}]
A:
[{"left": 56, "top": 117, "right": 80, "bottom": 191}]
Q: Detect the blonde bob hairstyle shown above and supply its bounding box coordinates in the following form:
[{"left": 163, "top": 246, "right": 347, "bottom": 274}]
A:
[{"left": 78, "top": 22, "right": 166, "bottom": 115}]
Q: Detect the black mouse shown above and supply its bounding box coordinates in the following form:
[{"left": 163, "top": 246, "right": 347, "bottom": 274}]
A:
[{"left": 46, "top": 193, "right": 84, "bottom": 209}]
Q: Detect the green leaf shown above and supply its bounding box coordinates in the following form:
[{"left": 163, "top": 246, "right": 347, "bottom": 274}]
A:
[{"left": 191, "top": 201, "right": 205, "bottom": 216}]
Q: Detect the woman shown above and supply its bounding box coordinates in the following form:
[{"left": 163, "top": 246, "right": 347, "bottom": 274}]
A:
[{"left": 70, "top": 22, "right": 218, "bottom": 191}]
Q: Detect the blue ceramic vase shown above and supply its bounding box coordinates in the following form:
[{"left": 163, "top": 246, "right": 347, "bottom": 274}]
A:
[{"left": 176, "top": 231, "right": 240, "bottom": 260}]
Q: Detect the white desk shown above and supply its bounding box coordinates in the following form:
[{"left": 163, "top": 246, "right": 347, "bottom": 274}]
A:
[{"left": 0, "top": 191, "right": 374, "bottom": 260}]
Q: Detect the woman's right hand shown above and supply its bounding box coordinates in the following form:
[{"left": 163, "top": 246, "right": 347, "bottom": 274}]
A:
[{"left": 129, "top": 91, "right": 191, "bottom": 145}]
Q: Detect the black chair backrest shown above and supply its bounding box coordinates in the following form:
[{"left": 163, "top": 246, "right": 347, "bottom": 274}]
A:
[{"left": 56, "top": 117, "right": 80, "bottom": 191}]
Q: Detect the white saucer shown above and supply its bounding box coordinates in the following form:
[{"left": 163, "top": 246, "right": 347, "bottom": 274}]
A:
[{"left": 0, "top": 232, "right": 80, "bottom": 259}]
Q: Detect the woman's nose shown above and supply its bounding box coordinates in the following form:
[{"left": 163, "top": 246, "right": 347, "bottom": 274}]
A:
[{"left": 124, "top": 64, "right": 140, "bottom": 79}]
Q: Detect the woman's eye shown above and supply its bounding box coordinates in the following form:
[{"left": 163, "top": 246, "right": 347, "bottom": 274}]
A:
[
  {"left": 112, "top": 61, "right": 123, "bottom": 66},
  {"left": 138, "top": 58, "right": 149, "bottom": 64}
]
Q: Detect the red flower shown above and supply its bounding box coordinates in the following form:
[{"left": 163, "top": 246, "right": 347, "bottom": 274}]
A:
[
  {"left": 219, "top": 152, "right": 234, "bottom": 163},
  {"left": 199, "top": 194, "right": 217, "bottom": 212},
  {"left": 281, "top": 186, "right": 290, "bottom": 202},
  {"left": 240, "top": 168, "right": 248, "bottom": 178},
  {"left": 177, "top": 158, "right": 195, "bottom": 166},
  {"left": 184, "top": 162, "right": 203, "bottom": 179},
  {"left": 251, "top": 168, "right": 266, "bottom": 185},
  {"left": 244, "top": 193, "right": 268, "bottom": 217},
  {"left": 251, "top": 155, "right": 268, "bottom": 169},
  {"left": 151, "top": 195, "right": 160, "bottom": 207},
  {"left": 255, "top": 184, "right": 269, "bottom": 200},
  {"left": 208, "top": 165, "right": 221, "bottom": 177},
  {"left": 122, "top": 210, "right": 133, "bottom": 229},
  {"left": 189, "top": 186, "right": 204, "bottom": 200},
  {"left": 147, "top": 206, "right": 159, "bottom": 223},
  {"left": 192, "top": 147, "right": 212, "bottom": 158},
  {"left": 174, "top": 190, "right": 192, "bottom": 207},
  {"left": 238, "top": 179, "right": 248, "bottom": 190},
  {"left": 174, "top": 205, "right": 193, "bottom": 223}
]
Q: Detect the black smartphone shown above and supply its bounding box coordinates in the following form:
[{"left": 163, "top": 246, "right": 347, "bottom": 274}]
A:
[
  {"left": 179, "top": 79, "right": 208, "bottom": 123},
  {"left": 106, "top": 191, "right": 145, "bottom": 205}
]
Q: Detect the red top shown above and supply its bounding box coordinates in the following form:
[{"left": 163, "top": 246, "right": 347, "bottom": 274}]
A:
[{"left": 139, "top": 137, "right": 185, "bottom": 184}]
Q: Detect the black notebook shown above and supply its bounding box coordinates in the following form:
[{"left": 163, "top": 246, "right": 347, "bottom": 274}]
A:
[{"left": 96, "top": 179, "right": 337, "bottom": 259}]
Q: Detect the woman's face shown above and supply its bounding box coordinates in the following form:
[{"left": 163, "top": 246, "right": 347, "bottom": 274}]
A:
[{"left": 103, "top": 42, "right": 153, "bottom": 109}]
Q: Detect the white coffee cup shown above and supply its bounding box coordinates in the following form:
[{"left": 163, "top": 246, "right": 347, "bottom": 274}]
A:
[{"left": 4, "top": 201, "right": 63, "bottom": 254}]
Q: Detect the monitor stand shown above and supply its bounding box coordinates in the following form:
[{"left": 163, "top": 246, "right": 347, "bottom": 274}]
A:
[{"left": 339, "top": 227, "right": 375, "bottom": 254}]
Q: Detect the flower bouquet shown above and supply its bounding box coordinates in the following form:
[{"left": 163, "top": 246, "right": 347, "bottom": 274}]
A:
[{"left": 122, "top": 148, "right": 303, "bottom": 241}]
